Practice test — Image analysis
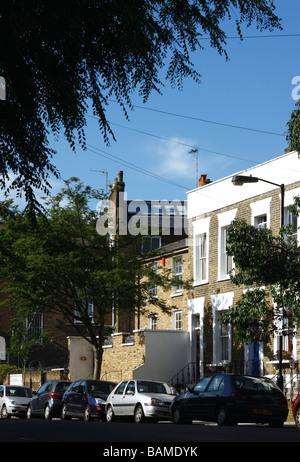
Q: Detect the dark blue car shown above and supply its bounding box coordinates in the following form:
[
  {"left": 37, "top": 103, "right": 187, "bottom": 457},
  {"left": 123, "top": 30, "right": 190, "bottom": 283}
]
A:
[
  {"left": 61, "top": 379, "right": 116, "bottom": 421},
  {"left": 171, "top": 373, "right": 288, "bottom": 427},
  {"left": 27, "top": 380, "right": 71, "bottom": 419}
]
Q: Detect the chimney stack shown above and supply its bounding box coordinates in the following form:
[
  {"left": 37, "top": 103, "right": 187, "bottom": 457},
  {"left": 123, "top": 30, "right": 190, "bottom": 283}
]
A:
[{"left": 199, "top": 174, "right": 211, "bottom": 187}]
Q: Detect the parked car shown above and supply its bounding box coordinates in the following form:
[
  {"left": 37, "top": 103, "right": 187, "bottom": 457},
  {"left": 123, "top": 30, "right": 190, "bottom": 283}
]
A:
[
  {"left": 106, "top": 379, "right": 178, "bottom": 423},
  {"left": 292, "top": 393, "right": 300, "bottom": 429},
  {"left": 171, "top": 373, "right": 289, "bottom": 427},
  {"left": 61, "top": 379, "right": 116, "bottom": 421},
  {"left": 27, "top": 380, "right": 71, "bottom": 419},
  {"left": 0, "top": 385, "right": 35, "bottom": 419}
]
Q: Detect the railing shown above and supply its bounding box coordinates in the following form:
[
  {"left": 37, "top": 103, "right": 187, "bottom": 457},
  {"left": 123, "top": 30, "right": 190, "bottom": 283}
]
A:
[{"left": 168, "top": 362, "right": 199, "bottom": 389}]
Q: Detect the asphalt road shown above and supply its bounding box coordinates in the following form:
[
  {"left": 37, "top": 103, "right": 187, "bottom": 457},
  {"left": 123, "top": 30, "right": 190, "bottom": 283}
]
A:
[{"left": 1, "top": 418, "right": 300, "bottom": 447}]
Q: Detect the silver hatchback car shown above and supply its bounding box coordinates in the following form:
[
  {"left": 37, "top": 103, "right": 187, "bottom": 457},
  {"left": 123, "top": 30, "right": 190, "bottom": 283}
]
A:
[
  {"left": 0, "top": 385, "right": 35, "bottom": 418},
  {"left": 106, "top": 379, "right": 177, "bottom": 423}
]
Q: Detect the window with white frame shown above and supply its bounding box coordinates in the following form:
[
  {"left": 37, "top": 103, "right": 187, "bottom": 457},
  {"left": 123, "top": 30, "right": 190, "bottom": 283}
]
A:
[
  {"left": 193, "top": 217, "right": 210, "bottom": 285},
  {"left": 218, "top": 209, "right": 237, "bottom": 280},
  {"left": 172, "top": 255, "right": 183, "bottom": 294},
  {"left": 250, "top": 198, "right": 271, "bottom": 230},
  {"left": 218, "top": 315, "right": 229, "bottom": 362},
  {"left": 75, "top": 301, "right": 94, "bottom": 324},
  {"left": 172, "top": 310, "right": 183, "bottom": 330},
  {"left": 219, "top": 226, "right": 233, "bottom": 279},
  {"left": 211, "top": 292, "right": 234, "bottom": 365},
  {"left": 148, "top": 313, "right": 158, "bottom": 329},
  {"left": 195, "top": 233, "right": 207, "bottom": 283},
  {"left": 26, "top": 313, "right": 43, "bottom": 345},
  {"left": 148, "top": 262, "right": 158, "bottom": 298},
  {"left": 284, "top": 206, "right": 298, "bottom": 240},
  {"left": 254, "top": 214, "right": 267, "bottom": 229}
]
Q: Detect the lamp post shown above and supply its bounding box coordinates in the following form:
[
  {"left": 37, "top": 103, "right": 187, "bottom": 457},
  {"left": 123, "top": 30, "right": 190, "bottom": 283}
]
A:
[{"left": 231, "top": 175, "right": 285, "bottom": 391}]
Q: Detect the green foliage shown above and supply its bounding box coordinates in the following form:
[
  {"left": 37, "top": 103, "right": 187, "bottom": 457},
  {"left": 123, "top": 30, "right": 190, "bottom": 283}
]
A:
[
  {"left": 0, "top": 1, "right": 281, "bottom": 211},
  {"left": 221, "top": 288, "right": 275, "bottom": 343},
  {"left": 0, "top": 177, "right": 186, "bottom": 377},
  {"left": 0, "top": 364, "right": 21, "bottom": 384},
  {"left": 286, "top": 100, "right": 300, "bottom": 154}
]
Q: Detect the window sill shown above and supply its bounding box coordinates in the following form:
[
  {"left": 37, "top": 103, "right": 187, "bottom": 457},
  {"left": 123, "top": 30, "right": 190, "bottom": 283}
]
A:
[
  {"left": 193, "top": 281, "right": 209, "bottom": 287},
  {"left": 170, "top": 292, "right": 183, "bottom": 298}
]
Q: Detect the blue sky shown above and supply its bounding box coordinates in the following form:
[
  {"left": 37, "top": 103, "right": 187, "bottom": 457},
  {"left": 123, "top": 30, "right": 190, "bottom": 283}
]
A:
[{"left": 42, "top": 0, "right": 300, "bottom": 207}]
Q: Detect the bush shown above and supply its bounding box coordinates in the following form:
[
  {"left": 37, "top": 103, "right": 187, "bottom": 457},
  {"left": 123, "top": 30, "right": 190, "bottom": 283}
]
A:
[{"left": 0, "top": 364, "right": 22, "bottom": 384}]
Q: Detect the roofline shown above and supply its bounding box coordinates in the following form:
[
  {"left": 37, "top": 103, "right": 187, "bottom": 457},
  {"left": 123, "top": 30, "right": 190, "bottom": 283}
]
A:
[{"left": 187, "top": 150, "right": 297, "bottom": 195}]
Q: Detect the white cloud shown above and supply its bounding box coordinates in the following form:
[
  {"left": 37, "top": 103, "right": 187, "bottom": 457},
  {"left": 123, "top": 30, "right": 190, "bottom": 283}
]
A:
[{"left": 152, "top": 137, "right": 198, "bottom": 178}]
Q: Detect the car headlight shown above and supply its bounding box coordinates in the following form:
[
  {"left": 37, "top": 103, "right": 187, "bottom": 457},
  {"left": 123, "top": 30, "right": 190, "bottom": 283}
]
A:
[
  {"left": 95, "top": 398, "right": 106, "bottom": 405},
  {"left": 150, "top": 398, "right": 163, "bottom": 406}
]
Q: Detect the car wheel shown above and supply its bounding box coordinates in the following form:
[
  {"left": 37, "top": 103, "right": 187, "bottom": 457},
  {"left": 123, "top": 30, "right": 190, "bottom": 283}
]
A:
[
  {"left": 1, "top": 405, "right": 9, "bottom": 419},
  {"left": 44, "top": 404, "right": 51, "bottom": 420},
  {"left": 172, "top": 405, "right": 191, "bottom": 424},
  {"left": 172, "top": 406, "right": 183, "bottom": 424},
  {"left": 27, "top": 405, "right": 32, "bottom": 419},
  {"left": 83, "top": 405, "right": 91, "bottom": 422},
  {"left": 61, "top": 403, "right": 70, "bottom": 420},
  {"left": 295, "top": 406, "right": 300, "bottom": 430},
  {"left": 106, "top": 405, "right": 115, "bottom": 423},
  {"left": 217, "top": 406, "right": 230, "bottom": 426},
  {"left": 134, "top": 404, "right": 145, "bottom": 423}
]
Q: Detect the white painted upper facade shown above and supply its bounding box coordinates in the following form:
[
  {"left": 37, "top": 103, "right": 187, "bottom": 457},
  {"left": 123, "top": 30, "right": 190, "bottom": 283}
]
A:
[{"left": 187, "top": 150, "right": 300, "bottom": 220}]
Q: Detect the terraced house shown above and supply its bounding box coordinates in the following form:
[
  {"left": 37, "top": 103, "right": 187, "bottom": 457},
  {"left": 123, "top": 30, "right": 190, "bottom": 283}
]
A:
[{"left": 187, "top": 149, "right": 300, "bottom": 396}]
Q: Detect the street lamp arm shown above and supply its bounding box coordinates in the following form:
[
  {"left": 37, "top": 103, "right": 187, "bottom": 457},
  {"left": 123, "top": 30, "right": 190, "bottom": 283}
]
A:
[{"left": 232, "top": 175, "right": 283, "bottom": 189}]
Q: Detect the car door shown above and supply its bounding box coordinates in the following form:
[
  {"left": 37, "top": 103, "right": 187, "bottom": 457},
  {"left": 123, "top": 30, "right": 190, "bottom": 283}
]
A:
[
  {"left": 36, "top": 382, "right": 53, "bottom": 414},
  {"left": 32, "top": 382, "right": 50, "bottom": 414},
  {"left": 65, "top": 381, "right": 81, "bottom": 414},
  {"left": 109, "top": 381, "right": 128, "bottom": 416},
  {"left": 121, "top": 381, "right": 136, "bottom": 416},
  {"left": 201, "top": 374, "right": 225, "bottom": 420},
  {"left": 71, "top": 380, "right": 86, "bottom": 416},
  {"left": 182, "top": 376, "right": 213, "bottom": 420}
]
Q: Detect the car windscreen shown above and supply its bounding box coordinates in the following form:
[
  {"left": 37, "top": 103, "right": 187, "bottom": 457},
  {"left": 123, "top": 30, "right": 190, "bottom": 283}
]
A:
[
  {"left": 136, "top": 381, "right": 176, "bottom": 395},
  {"left": 55, "top": 382, "right": 71, "bottom": 392},
  {"left": 87, "top": 381, "right": 116, "bottom": 394},
  {"left": 6, "top": 386, "right": 33, "bottom": 398},
  {"left": 233, "top": 376, "right": 281, "bottom": 393}
]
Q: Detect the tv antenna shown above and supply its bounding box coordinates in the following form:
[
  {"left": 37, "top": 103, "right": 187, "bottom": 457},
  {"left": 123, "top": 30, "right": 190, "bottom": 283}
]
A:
[
  {"left": 188, "top": 149, "right": 198, "bottom": 187},
  {"left": 90, "top": 169, "right": 109, "bottom": 195}
]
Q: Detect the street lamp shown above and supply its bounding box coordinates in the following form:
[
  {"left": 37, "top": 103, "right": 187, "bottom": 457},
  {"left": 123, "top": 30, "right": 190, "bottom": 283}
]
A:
[{"left": 232, "top": 174, "right": 285, "bottom": 391}]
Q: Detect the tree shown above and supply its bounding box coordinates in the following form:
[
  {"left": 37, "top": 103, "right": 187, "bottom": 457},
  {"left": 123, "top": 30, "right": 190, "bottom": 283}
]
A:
[
  {"left": 0, "top": 1, "right": 281, "bottom": 211},
  {"left": 287, "top": 100, "right": 300, "bottom": 154},
  {"left": 0, "top": 178, "right": 185, "bottom": 378},
  {"left": 221, "top": 201, "right": 300, "bottom": 344}
]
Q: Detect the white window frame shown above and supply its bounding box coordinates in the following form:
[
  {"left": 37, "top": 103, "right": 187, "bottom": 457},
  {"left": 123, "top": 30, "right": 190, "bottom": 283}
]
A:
[
  {"left": 250, "top": 198, "right": 271, "bottom": 229},
  {"left": 282, "top": 188, "right": 300, "bottom": 243},
  {"left": 218, "top": 209, "right": 237, "bottom": 281},
  {"left": 211, "top": 292, "right": 234, "bottom": 366},
  {"left": 172, "top": 255, "right": 183, "bottom": 294},
  {"left": 193, "top": 217, "right": 210, "bottom": 285},
  {"left": 147, "top": 313, "right": 158, "bottom": 329},
  {"left": 172, "top": 310, "right": 183, "bottom": 330},
  {"left": 74, "top": 301, "right": 94, "bottom": 324},
  {"left": 148, "top": 262, "right": 158, "bottom": 298}
]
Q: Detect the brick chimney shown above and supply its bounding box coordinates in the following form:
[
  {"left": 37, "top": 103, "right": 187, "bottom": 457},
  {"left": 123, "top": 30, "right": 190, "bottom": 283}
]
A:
[{"left": 199, "top": 174, "right": 211, "bottom": 187}]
